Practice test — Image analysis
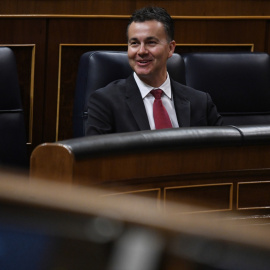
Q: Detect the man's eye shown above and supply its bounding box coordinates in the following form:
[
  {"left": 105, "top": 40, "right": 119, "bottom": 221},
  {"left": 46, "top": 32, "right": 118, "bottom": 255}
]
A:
[{"left": 129, "top": 41, "right": 138, "bottom": 46}]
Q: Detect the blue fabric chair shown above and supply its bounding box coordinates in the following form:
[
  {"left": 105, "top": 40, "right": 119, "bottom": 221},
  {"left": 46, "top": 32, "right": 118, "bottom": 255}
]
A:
[
  {"left": 0, "top": 47, "right": 28, "bottom": 168},
  {"left": 182, "top": 52, "right": 270, "bottom": 125}
]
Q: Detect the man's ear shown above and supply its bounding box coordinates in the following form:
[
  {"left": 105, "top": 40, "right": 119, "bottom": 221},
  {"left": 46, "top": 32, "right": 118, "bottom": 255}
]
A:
[{"left": 168, "top": 40, "right": 176, "bottom": 58}]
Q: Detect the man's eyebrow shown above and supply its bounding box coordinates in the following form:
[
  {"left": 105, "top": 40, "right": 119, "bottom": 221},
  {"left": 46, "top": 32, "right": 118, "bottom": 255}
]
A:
[
  {"left": 128, "top": 36, "right": 159, "bottom": 42},
  {"left": 145, "top": 36, "right": 159, "bottom": 41},
  {"left": 128, "top": 37, "right": 139, "bottom": 42}
]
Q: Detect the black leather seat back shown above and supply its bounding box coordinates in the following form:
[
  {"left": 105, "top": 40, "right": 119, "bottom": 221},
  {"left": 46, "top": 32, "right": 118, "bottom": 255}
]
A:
[
  {"left": 182, "top": 52, "right": 270, "bottom": 125},
  {"left": 0, "top": 47, "right": 28, "bottom": 168},
  {"left": 73, "top": 51, "right": 186, "bottom": 137}
]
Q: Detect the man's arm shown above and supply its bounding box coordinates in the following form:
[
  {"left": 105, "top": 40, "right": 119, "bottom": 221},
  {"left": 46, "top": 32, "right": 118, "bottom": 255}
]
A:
[
  {"left": 206, "top": 93, "right": 223, "bottom": 126},
  {"left": 85, "top": 91, "right": 114, "bottom": 136}
]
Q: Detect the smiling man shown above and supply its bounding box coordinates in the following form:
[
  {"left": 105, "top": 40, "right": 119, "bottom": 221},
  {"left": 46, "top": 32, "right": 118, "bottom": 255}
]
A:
[{"left": 86, "top": 6, "right": 222, "bottom": 135}]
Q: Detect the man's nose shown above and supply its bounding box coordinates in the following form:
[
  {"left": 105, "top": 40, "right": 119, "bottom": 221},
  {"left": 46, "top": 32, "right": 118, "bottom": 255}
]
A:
[{"left": 138, "top": 44, "right": 148, "bottom": 54}]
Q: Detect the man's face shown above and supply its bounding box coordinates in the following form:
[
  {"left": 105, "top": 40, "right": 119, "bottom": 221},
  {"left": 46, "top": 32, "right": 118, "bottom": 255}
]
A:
[{"left": 127, "top": 20, "right": 176, "bottom": 87}]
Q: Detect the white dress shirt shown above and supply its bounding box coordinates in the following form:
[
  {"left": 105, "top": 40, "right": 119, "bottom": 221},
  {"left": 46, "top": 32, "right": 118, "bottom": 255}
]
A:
[{"left": 133, "top": 72, "right": 179, "bottom": 130}]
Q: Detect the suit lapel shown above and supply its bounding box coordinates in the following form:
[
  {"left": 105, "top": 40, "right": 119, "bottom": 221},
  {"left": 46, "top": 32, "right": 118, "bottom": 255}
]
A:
[
  {"left": 125, "top": 75, "right": 150, "bottom": 130},
  {"left": 171, "top": 80, "right": 191, "bottom": 127},
  {"left": 124, "top": 76, "right": 191, "bottom": 129}
]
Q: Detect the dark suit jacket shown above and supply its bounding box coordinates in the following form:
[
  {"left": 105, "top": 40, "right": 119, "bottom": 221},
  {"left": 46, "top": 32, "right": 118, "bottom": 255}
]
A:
[{"left": 86, "top": 74, "right": 223, "bottom": 135}]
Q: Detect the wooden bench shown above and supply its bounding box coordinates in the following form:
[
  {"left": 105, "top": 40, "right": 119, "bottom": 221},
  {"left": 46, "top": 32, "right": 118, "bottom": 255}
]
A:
[{"left": 30, "top": 126, "right": 270, "bottom": 218}]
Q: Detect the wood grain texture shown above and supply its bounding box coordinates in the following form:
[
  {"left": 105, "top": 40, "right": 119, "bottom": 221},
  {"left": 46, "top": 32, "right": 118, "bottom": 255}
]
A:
[
  {"left": 30, "top": 142, "right": 270, "bottom": 216},
  {"left": 1, "top": 0, "right": 270, "bottom": 16}
]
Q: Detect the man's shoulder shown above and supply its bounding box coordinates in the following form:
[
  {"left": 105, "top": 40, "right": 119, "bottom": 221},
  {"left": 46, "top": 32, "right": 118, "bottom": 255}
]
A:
[
  {"left": 171, "top": 78, "right": 207, "bottom": 98},
  {"left": 90, "top": 78, "right": 128, "bottom": 100},
  {"left": 95, "top": 75, "right": 135, "bottom": 92},
  {"left": 98, "top": 78, "right": 127, "bottom": 91}
]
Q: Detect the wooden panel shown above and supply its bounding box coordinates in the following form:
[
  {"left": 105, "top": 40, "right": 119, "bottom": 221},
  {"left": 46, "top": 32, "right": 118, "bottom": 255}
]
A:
[
  {"left": 174, "top": 19, "right": 266, "bottom": 51},
  {"left": 164, "top": 184, "right": 233, "bottom": 213},
  {"left": 30, "top": 140, "right": 270, "bottom": 216},
  {"left": 238, "top": 181, "right": 270, "bottom": 210},
  {"left": 70, "top": 145, "right": 270, "bottom": 184},
  {"left": 0, "top": 18, "right": 47, "bottom": 153},
  {"left": 1, "top": 0, "right": 270, "bottom": 16},
  {"left": 102, "top": 188, "right": 161, "bottom": 211}
]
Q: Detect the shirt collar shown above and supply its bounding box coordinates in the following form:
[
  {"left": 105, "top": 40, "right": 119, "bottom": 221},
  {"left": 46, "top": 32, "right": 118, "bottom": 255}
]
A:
[{"left": 133, "top": 72, "right": 172, "bottom": 99}]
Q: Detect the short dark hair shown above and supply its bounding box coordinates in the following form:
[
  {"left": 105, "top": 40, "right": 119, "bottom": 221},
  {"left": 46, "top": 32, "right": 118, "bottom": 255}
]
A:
[{"left": 127, "top": 6, "right": 174, "bottom": 42}]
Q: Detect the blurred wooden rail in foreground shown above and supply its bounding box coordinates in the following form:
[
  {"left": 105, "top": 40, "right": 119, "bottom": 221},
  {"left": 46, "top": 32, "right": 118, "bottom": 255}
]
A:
[{"left": 1, "top": 171, "right": 270, "bottom": 269}]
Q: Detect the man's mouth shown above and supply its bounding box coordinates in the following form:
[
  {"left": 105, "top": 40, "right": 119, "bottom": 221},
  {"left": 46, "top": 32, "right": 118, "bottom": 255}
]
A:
[{"left": 137, "top": 60, "right": 152, "bottom": 65}]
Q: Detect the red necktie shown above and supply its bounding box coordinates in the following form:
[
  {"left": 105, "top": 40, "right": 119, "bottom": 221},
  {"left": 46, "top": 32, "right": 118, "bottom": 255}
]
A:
[{"left": 150, "top": 89, "right": 172, "bottom": 129}]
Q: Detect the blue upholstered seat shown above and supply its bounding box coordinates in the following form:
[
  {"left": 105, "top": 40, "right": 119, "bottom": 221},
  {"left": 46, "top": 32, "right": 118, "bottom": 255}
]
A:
[
  {"left": 182, "top": 52, "right": 270, "bottom": 125},
  {"left": 0, "top": 47, "right": 28, "bottom": 168}
]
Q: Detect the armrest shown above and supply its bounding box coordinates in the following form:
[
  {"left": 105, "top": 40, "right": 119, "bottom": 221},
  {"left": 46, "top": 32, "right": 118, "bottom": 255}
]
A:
[{"left": 55, "top": 126, "right": 242, "bottom": 160}]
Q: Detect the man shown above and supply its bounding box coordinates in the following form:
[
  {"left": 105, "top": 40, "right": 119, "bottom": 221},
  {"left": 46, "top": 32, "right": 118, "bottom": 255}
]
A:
[{"left": 86, "top": 6, "right": 222, "bottom": 135}]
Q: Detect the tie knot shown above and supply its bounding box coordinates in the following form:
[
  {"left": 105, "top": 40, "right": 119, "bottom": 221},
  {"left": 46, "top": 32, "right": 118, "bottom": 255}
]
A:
[{"left": 150, "top": 89, "right": 163, "bottom": 100}]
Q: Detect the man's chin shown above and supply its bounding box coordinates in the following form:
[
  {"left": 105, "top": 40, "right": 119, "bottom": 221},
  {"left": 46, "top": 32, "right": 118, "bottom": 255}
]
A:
[
  {"left": 134, "top": 68, "right": 151, "bottom": 77},
  {"left": 136, "top": 73, "right": 151, "bottom": 80}
]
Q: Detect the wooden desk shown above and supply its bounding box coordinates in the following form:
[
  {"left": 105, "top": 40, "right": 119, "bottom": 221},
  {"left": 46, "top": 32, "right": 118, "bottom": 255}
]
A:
[{"left": 30, "top": 127, "right": 270, "bottom": 218}]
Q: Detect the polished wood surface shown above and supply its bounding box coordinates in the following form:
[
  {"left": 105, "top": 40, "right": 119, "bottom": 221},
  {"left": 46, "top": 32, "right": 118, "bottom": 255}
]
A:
[{"left": 1, "top": 0, "right": 270, "bottom": 16}]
